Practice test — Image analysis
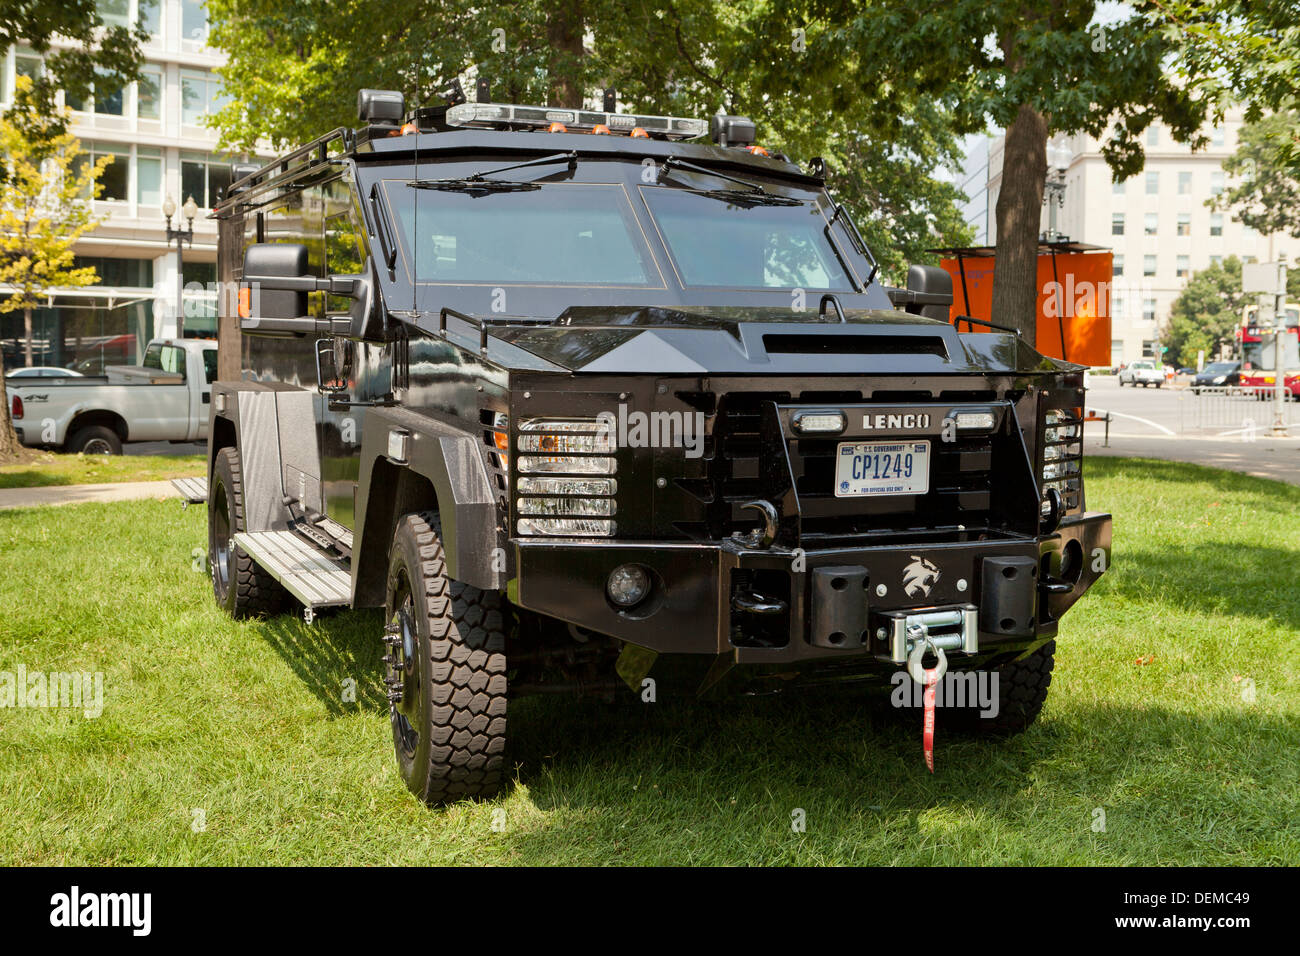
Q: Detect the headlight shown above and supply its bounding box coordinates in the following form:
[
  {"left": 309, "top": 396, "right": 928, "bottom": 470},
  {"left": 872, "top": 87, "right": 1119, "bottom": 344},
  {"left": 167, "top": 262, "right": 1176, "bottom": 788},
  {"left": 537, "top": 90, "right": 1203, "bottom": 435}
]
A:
[
  {"left": 1042, "top": 408, "right": 1083, "bottom": 512},
  {"left": 515, "top": 418, "right": 618, "bottom": 536},
  {"left": 1211, "top": 375, "right": 1226, "bottom": 384}
]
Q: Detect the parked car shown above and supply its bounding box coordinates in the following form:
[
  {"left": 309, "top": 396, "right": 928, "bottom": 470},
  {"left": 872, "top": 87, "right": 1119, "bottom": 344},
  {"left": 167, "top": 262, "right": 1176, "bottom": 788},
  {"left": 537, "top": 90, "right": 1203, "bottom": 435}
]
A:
[
  {"left": 1191, "top": 361, "right": 1241, "bottom": 393},
  {"left": 8, "top": 338, "right": 216, "bottom": 454},
  {"left": 4, "top": 366, "right": 84, "bottom": 378},
  {"left": 1118, "top": 360, "right": 1165, "bottom": 387}
]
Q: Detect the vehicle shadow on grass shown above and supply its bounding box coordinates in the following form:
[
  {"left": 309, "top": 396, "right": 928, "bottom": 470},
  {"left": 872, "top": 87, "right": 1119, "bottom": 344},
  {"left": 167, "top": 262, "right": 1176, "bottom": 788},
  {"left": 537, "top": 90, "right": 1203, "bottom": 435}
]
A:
[
  {"left": 502, "top": 689, "right": 1297, "bottom": 860},
  {"left": 253, "top": 607, "right": 388, "bottom": 717},
  {"left": 1103, "top": 540, "right": 1300, "bottom": 632}
]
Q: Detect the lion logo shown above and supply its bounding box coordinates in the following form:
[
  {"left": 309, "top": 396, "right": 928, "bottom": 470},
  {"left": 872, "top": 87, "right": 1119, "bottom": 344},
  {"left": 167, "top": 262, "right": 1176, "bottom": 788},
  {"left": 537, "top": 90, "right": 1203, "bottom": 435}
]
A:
[{"left": 902, "top": 556, "right": 941, "bottom": 599}]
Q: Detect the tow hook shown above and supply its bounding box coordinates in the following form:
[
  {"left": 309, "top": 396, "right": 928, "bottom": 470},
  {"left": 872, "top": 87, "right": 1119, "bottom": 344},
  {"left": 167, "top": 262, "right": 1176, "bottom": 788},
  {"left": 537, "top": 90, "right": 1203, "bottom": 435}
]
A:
[{"left": 906, "top": 623, "right": 948, "bottom": 684}]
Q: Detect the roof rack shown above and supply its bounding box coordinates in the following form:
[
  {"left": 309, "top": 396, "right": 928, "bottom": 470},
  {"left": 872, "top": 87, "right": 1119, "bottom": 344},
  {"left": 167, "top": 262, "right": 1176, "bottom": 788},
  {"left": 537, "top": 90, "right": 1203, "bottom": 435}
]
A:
[{"left": 223, "top": 126, "right": 355, "bottom": 203}]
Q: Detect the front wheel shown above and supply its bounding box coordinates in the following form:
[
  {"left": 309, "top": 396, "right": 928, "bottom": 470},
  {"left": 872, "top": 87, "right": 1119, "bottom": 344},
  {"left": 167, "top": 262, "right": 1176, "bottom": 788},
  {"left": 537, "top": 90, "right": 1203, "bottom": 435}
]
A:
[
  {"left": 946, "top": 640, "right": 1056, "bottom": 735},
  {"left": 385, "top": 512, "right": 509, "bottom": 804}
]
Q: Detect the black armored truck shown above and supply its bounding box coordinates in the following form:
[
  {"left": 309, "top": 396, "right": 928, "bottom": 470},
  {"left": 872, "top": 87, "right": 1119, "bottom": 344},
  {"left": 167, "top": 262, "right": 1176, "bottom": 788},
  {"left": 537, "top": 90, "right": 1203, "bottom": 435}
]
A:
[{"left": 206, "top": 88, "right": 1111, "bottom": 803}]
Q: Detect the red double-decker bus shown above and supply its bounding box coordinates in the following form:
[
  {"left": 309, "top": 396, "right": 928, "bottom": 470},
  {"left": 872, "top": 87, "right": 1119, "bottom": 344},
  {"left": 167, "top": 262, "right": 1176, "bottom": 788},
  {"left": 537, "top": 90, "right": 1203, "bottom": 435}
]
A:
[{"left": 1238, "top": 303, "right": 1300, "bottom": 399}]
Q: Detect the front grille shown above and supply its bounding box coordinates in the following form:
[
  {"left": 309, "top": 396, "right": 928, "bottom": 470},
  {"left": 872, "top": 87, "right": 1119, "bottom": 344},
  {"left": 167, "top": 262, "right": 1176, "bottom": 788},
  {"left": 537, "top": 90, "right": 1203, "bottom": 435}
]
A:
[{"left": 677, "top": 391, "right": 1024, "bottom": 547}]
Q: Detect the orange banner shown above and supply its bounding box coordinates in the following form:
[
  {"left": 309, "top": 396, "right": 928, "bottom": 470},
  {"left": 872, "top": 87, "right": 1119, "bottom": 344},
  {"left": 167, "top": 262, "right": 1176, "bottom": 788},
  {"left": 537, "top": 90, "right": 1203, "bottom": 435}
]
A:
[{"left": 940, "top": 252, "right": 1112, "bottom": 366}]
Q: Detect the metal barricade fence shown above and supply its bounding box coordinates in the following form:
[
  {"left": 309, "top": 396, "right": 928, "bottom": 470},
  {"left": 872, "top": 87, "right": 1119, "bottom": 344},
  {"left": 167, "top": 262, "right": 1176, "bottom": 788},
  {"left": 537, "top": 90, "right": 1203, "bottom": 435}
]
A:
[{"left": 1178, "top": 386, "right": 1300, "bottom": 435}]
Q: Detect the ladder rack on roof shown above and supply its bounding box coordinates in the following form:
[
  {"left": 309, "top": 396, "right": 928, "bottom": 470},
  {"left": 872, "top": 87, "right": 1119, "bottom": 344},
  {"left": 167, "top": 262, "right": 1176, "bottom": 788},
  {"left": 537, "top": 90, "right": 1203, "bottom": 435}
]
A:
[{"left": 224, "top": 126, "right": 356, "bottom": 202}]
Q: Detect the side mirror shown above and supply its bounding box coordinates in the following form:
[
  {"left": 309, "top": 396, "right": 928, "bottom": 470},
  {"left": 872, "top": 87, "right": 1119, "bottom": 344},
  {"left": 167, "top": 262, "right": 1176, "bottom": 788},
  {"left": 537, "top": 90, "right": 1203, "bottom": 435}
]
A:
[
  {"left": 240, "top": 243, "right": 379, "bottom": 340},
  {"left": 905, "top": 264, "right": 954, "bottom": 321},
  {"left": 240, "top": 243, "right": 309, "bottom": 332}
]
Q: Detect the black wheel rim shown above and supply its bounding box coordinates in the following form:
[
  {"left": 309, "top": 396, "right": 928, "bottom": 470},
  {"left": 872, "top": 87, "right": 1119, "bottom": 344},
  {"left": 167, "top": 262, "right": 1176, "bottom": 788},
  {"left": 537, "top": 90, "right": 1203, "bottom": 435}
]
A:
[
  {"left": 389, "top": 572, "right": 421, "bottom": 758},
  {"left": 212, "top": 478, "right": 232, "bottom": 592}
]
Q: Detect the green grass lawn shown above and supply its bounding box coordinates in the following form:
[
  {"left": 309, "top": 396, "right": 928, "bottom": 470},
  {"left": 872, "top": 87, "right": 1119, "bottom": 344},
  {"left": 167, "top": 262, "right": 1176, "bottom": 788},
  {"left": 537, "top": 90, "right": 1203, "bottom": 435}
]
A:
[
  {"left": 0, "top": 451, "right": 205, "bottom": 489},
  {"left": 0, "top": 457, "right": 1296, "bottom": 865}
]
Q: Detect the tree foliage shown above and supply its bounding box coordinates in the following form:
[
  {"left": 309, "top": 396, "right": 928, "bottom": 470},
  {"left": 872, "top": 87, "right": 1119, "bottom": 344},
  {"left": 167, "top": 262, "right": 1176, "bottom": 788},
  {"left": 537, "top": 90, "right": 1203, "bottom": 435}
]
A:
[
  {"left": 1216, "top": 110, "right": 1300, "bottom": 239},
  {"left": 0, "top": 0, "right": 147, "bottom": 141},
  {"left": 0, "top": 76, "right": 111, "bottom": 458},
  {"left": 204, "top": 0, "right": 973, "bottom": 282},
  {"left": 1163, "top": 257, "right": 1251, "bottom": 368}
]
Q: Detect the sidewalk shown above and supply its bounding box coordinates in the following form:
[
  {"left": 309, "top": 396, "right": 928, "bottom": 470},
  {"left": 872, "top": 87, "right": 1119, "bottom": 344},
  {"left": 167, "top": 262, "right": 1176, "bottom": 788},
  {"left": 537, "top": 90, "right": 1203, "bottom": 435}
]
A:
[
  {"left": 0, "top": 480, "right": 181, "bottom": 511},
  {"left": 1085, "top": 425, "right": 1300, "bottom": 486}
]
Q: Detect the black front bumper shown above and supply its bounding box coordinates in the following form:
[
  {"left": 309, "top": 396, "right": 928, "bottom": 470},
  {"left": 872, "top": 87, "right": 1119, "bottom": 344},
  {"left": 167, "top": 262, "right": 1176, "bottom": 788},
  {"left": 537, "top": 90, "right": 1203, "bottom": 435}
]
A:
[{"left": 512, "top": 512, "right": 1111, "bottom": 665}]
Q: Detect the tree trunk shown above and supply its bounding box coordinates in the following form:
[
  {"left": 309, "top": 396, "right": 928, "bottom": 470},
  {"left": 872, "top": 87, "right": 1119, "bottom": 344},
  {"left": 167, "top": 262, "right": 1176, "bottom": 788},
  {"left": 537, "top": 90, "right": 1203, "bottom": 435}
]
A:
[
  {"left": 991, "top": 104, "right": 1048, "bottom": 346},
  {"left": 0, "top": 371, "right": 20, "bottom": 462},
  {"left": 547, "top": 0, "right": 585, "bottom": 108},
  {"left": 24, "top": 305, "right": 34, "bottom": 366}
]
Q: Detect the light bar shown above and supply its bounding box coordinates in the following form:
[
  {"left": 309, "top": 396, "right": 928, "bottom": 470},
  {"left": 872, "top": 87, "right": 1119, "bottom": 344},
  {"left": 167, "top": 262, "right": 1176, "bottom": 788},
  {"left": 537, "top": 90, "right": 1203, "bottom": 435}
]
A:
[{"left": 445, "top": 102, "right": 709, "bottom": 140}]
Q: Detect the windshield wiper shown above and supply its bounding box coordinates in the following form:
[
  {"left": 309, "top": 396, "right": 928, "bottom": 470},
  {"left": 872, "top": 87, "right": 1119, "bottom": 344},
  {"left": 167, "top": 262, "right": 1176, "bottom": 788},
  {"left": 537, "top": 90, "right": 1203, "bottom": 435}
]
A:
[
  {"left": 690, "top": 187, "right": 803, "bottom": 207},
  {"left": 658, "top": 158, "right": 803, "bottom": 206},
  {"left": 409, "top": 150, "right": 577, "bottom": 193}
]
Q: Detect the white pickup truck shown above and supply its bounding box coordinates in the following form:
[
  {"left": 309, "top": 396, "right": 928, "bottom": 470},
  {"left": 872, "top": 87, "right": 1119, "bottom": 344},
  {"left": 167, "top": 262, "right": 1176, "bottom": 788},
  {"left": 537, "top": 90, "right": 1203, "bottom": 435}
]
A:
[{"left": 7, "top": 338, "right": 217, "bottom": 454}]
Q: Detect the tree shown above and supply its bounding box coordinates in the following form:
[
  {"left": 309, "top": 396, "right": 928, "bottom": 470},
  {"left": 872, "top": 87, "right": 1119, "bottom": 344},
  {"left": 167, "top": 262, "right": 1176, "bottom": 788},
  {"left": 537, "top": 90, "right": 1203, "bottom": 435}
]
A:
[
  {"left": 204, "top": 0, "right": 972, "bottom": 281},
  {"left": 1162, "top": 257, "right": 1250, "bottom": 368},
  {"left": 793, "top": 1, "right": 1232, "bottom": 346},
  {"left": 0, "top": 0, "right": 148, "bottom": 140},
  {"left": 1215, "top": 110, "right": 1300, "bottom": 239},
  {"left": 0, "top": 77, "right": 111, "bottom": 460}
]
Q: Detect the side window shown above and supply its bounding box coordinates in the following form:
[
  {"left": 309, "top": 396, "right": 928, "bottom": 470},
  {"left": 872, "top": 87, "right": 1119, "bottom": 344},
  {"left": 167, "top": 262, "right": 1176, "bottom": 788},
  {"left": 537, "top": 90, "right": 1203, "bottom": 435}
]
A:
[
  {"left": 324, "top": 177, "right": 366, "bottom": 314},
  {"left": 142, "top": 342, "right": 162, "bottom": 369},
  {"left": 161, "top": 345, "right": 187, "bottom": 380},
  {"left": 202, "top": 348, "right": 218, "bottom": 383},
  {"left": 264, "top": 184, "right": 326, "bottom": 317}
]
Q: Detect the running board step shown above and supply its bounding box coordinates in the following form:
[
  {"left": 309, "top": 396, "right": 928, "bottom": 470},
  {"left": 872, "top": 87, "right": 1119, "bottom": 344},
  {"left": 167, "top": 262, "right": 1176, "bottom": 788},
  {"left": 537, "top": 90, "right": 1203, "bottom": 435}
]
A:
[
  {"left": 171, "top": 476, "right": 207, "bottom": 504},
  {"left": 233, "top": 530, "right": 351, "bottom": 616}
]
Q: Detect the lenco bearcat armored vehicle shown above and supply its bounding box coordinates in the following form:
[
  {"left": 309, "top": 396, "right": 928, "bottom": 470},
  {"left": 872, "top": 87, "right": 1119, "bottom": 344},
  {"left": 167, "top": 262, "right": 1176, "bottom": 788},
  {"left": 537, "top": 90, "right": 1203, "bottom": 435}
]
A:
[{"left": 207, "top": 87, "right": 1111, "bottom": 803}]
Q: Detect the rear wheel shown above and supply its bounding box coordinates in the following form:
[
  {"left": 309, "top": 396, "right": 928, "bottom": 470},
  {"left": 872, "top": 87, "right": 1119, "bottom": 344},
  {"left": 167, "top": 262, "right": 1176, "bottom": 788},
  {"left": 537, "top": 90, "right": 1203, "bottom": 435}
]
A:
[
  {"left": 66, "top": 425, "right": 121, "bottom": 455},
  {"left": 947, "top": 640, "right": 1056, "bottom": 735},
  {"left": 385, "top": 512, "right": 509, "bottom": 804},
  {"left": 208, "top": 446, "right": 287, "bottom": 617}
]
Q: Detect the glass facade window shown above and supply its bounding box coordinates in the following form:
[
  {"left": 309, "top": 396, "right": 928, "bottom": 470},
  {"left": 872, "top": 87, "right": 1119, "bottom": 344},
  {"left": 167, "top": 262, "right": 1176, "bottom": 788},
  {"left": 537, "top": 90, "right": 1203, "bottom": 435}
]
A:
[
  {"left": 1176, "top": 255, "right": 1190, "bottom": 277},
  {"left": 1113, "top": 179, "right": 1125, "bottom": 195},
  {"left": 181, "top": 152, "right": 232, "bottom": 208},
  {"left": 93, "top": 72, "right": 125, "bottom": 116},
  {"left": 1112, "top": 213, "right": 1124, "bottom": 236},
  {"left": 96, "top": 0, "right": 131, "bottom": 29},
  {"left": 137, "top": 145, "right": 162, "bottom": 205},
  {"left": 1211, "top": 171, "right": 1224, "bottom": 196},
  {"left": 1113, "top": 255, "right": 1124, "bottom": 277},
  {"left": 137, "top": 69, "right": 161, "bottom": 119},
  {"left": 1178, "top": 171, "right": 1192, "bottom": 194},
  {"left": 181, "top": 0, "right": 209, "bottom": 43},
  {"left": 138, "top": 0, "right": 161, "bottom": 34},
  {"left": 181, "top": 71, "right": 227, "bottom": 124},
  {"left": 1143, "top": 300, "right": 1157, "bottom": 322},
  {"left": 1, "top": 297, "right": 154, "bottom": 373},
  {"left": 1146, "top": 171, "right": 1159, "bottom": 194},
  {"left": 78, "top": 141, "right": 131, "bottom": 201},
  {"left": 73, "top": 256, "right": 154, "bottom": 287},
  {"left": 1210, "top": 213, "right": 1223, "bottom": 237},
  {"left": 1177, "top": 213, "right": 1190, "bottom": 236},
  {"left": 1144, "top": 255, "right": 1157, "bottom": 277},
  {"left": 1144, "top": 212, "right": 1158, "bottom": 235}
]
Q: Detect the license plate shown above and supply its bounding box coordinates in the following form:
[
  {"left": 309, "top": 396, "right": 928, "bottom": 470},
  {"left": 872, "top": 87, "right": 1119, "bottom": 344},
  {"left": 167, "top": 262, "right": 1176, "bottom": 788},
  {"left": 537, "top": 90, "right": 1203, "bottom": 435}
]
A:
[{"left": 835, "top": 440, "right": 930, "bottom": 497}]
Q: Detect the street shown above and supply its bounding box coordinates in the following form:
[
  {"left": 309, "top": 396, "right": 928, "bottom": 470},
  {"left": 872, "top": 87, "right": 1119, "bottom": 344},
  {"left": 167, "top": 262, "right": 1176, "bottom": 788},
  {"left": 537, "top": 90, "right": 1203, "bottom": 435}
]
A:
[{"left": 1085, "top": 376, "right": 1300, "bottom": 485}]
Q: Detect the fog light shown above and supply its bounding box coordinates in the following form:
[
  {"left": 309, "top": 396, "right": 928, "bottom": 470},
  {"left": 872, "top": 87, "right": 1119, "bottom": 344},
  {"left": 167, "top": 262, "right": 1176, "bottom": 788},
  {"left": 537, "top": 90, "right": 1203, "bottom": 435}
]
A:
[
  {"left": 791, "top": 410, "right": 845, "bottom": 434},
  {"left": 953, "top": 409, "right": 996, "bottom": 431},
  {"left": 607, "top": 564, "right": 650, "bottom": 607}
]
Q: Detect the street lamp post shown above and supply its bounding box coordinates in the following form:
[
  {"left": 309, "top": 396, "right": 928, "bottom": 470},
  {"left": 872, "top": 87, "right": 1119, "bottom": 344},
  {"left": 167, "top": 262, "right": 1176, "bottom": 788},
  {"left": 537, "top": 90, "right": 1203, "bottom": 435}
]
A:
[
  {"left": 163, "top": 194, "right": 198, "bottom": 339},
  {"left": 1041, "top": 142, "right": 1071, "bottom": 243}
]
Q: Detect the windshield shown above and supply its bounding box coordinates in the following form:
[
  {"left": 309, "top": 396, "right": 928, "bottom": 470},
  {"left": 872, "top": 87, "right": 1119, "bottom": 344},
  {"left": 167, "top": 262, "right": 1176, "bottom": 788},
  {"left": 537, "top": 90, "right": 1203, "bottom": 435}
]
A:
[
  {"left": 385, "top": 181, "right": 663, "bottom": 287},
  {"left": 639, "top": 186, "right": 854, "bottom": 290},
  {"left": 1205, "top": 362, "right": 1237, "bottom": 373}
]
